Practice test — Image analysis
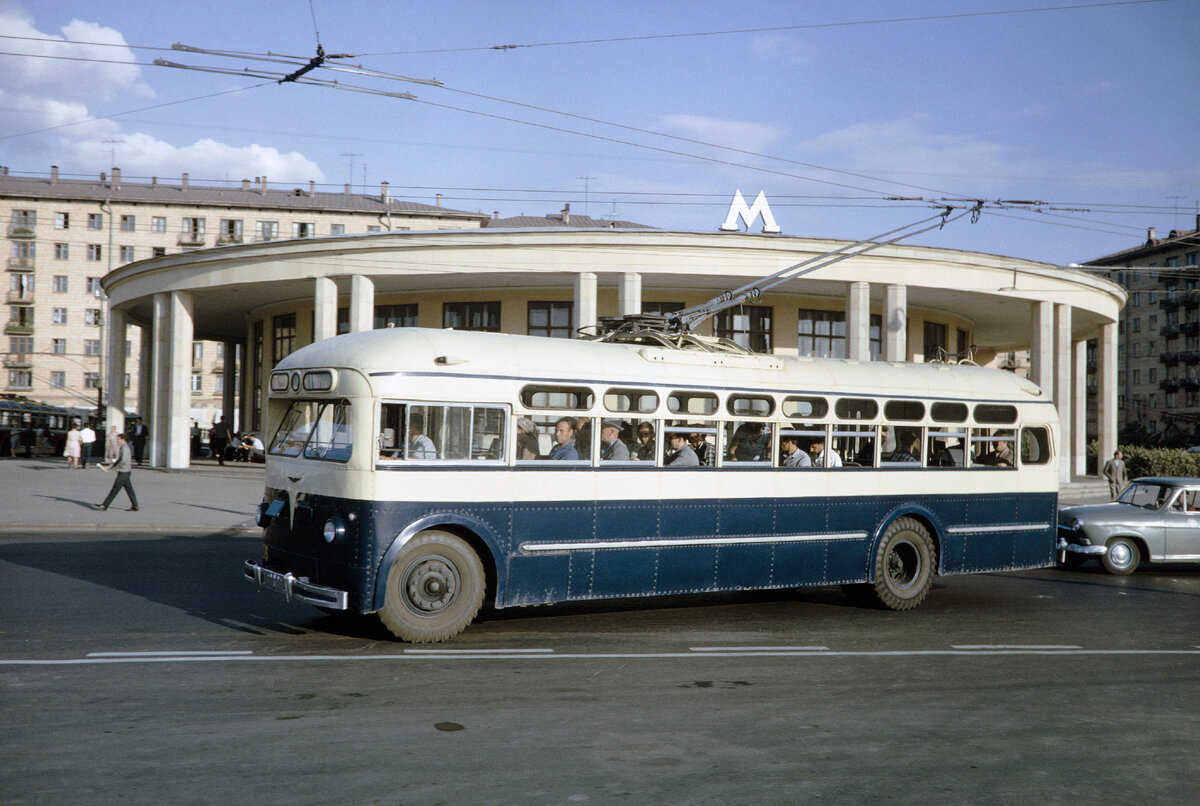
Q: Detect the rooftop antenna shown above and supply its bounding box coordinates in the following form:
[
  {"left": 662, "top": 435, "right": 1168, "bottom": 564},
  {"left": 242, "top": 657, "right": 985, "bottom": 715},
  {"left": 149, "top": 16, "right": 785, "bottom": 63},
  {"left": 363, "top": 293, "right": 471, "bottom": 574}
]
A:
[
  {"left": 340, "top": 152, "right": 362, "bottom": 188},
  {"left": 578, "top": 175, "right": 595, "bottom": 216}
]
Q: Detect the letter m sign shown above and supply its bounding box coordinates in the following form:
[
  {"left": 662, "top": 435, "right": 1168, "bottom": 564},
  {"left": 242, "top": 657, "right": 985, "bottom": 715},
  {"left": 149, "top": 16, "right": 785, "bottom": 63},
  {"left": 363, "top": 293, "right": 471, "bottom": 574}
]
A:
[{"left": 719, "top": 190, "right": 781, "bottom": 234}]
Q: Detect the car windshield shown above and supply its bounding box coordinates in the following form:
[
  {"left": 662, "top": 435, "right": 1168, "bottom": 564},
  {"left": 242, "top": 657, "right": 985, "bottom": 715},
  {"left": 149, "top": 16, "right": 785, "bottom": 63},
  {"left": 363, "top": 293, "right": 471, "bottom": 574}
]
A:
[{"left": 1116, "top": 482, "right": 1174, "bottom": 510}]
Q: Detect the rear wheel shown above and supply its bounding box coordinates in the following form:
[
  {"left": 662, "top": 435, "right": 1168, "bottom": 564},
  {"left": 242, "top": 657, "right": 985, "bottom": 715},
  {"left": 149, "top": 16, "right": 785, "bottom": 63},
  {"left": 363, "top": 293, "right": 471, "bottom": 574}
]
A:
[
  {"left": 872, "top": 517, "right": 935, "bottom": 611},
  {"left": 1101, "top": 537, "right": 1141, "bottom": 576},
  {"left": 379, "top": 530, "right": 485, "bottom": 642}
]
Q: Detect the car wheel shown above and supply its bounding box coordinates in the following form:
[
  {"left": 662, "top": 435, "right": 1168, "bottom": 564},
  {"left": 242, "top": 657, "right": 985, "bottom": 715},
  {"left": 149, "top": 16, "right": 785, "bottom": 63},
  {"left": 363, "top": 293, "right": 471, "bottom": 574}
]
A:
[{"left": 1101, "top": 537, "right": 1141, "bottom": 576}]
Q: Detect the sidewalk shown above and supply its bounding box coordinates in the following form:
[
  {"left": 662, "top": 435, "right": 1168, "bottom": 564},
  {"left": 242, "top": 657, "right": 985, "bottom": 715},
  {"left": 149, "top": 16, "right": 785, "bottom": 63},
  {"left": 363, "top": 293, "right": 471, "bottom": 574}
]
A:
[{"left": 0, "top": 455, "right": 265, "bottom": 534}]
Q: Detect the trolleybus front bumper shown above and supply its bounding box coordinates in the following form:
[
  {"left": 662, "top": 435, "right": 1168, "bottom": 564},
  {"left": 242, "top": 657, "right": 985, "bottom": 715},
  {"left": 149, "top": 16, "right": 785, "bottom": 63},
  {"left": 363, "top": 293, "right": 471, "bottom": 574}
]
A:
[{"left": 244, "top": 560, "right": 350, "bottom": 610}]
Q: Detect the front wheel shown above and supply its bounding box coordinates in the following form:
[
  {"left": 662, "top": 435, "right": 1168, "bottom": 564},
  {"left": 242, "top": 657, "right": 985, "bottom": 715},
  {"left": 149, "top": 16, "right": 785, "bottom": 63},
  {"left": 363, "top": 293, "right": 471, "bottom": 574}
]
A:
[
  {"left": 379, "top": 530, "right": 485, "bottom": 642},
  {"left": 1101, "top": 537, "right": 1141, "bottom": 576},
  {"left": 871, "top": 517, "right": 935, "bottom": 611}
]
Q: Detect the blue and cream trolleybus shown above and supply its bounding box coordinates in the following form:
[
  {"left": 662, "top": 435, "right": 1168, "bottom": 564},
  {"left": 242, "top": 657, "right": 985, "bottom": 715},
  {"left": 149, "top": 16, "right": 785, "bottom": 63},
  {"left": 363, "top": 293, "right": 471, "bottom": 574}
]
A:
[{"left": 245, "top": 320, "right": 1059, "bottom": 642}]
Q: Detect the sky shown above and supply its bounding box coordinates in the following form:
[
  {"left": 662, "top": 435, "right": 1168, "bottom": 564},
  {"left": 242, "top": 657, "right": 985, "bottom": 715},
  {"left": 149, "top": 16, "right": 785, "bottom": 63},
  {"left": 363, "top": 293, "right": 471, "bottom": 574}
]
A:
[{"left": 1, "top": 0, "right": 1197, "bottom": 266}]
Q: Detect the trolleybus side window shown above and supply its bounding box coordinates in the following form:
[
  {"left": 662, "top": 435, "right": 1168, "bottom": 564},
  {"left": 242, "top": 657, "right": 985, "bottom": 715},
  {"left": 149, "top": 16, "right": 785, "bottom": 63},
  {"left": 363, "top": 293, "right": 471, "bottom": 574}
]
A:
[
  {"left": 515, "top": 414, "right": 591, "bottom": 463},
  {"left": 971, "top": 428, "right": 1016, "bottom": 467},
  {"left": 781, "top": 395, "right": 828, "bottom": 419},
  {"left": 928, "top": 428, "right": 968, "bottom": 467},
  {"left": 725, "top": 420, "right": 773, "bottom": 464},
  {"left": 881, "top": 425, "right": 923, "bottom": 466},
  {"left": 781, "top": 422, "right": 825, "bottom": 468},
  {"left": 379, "top": 402, "right": 507, "bottom": 462},
  {"left": 1020, "top": 426, "right": 1052, "bottom": 465},
  {"left": 663, "top": 419, "right": 716, "bottom": 467},
  {"left": 931, "top": 401, "right": 968, "bottom": 423}
]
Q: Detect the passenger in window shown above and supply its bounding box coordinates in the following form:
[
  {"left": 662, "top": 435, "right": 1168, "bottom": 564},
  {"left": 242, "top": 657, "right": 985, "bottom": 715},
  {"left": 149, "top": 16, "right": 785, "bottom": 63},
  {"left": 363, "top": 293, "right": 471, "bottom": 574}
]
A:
[
  {"left": 890, "top": 432, "right": 920, "bottom": 463},
  {"left": 688, "top": 430, "right": 714, "bottom": 466},
  {"left": 407, "top": 414, "right": 437, "bottom": 459},
  {"left": 575, "top": 417, "right": 592, "bottom": 458},
  {"left": 548, "top": 417, "right": 579, "bottom": 460},
  {"left": 810, "top": 437, "right": 842, "bottom": 467},
  {"left": 853, "top": 439, "right": 875, "bottom": 466},
  {"left": 728, "top": 422, "right": 768, "bottom": 461},
  {"left": 516, "top": 418, "right": 541, "bottom": 459},
  {"left": 636, "top": 422, "right": 656, "bottom": 460},
  {"left": 992, "top": 440, "right": 1014, "bottom": 467},
  {"left": 665, "top": 432, "right": 699, "bottom": 466},
  {"left": 781, "top": 435, "right": 811, "bottom": 467},
  {"left": 600, "top": 419, "right": 630, "bottom": 461}
]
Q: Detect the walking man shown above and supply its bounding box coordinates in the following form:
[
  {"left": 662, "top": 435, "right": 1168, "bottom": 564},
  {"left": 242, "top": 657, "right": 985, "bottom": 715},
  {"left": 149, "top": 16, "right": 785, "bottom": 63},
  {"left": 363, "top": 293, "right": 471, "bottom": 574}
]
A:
[
  {"left": 80, "top": 420, "right": 96, "bottom": 469},
  {"left": 96, "top": 433, "right": 139, "bottom": 512},
  {"left": 210, "top": 417, "right": 234, "bottom": 466},
  {"left": 1102, "top": 449, "right": 1128, "bottom": 499}
]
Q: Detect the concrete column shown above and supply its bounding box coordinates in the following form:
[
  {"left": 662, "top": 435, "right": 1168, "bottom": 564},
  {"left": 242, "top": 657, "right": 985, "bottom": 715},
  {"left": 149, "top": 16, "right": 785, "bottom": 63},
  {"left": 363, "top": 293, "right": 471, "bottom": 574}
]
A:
[
  {"left": 1054, "top": 304, "right": 1072, "bottom": 483},
  {"left": 222, "top": 339, "right": 238, "bottom": 428},
  {"left": 883, "top": 284, "right": 907, "bottom": 362},
  {"left": 574, "top": 272, "right": 598, "bottom": 336},
  {"left": 313, "top": 276, "right": 338, "bottom": 342},
  {"left": 1097, "top": 322, "right": 1118, "bottom": 477},
  {"left": 1030, "top": 301, "right": 1054, "bottom": 394},
  {"left": 846, "top": 281, "right": 870, "bottom": 361},
  {"left": 1073, "top": 339, "right": 1088, "bottom": 477},
  {"left": 149, "top": 291, "right": 194, "bottom": 469},
  {"left": 104, "top": 307, "right": 127, "bottom": 434},
  {"left": 138, "top": 325, "right": 153, "bottom": 423},
  {"left": 618, "top": 272, "right": 642, "bottom": 317},
  {"left": 348, "top": 275, "right": 374, "bottom": 333}
]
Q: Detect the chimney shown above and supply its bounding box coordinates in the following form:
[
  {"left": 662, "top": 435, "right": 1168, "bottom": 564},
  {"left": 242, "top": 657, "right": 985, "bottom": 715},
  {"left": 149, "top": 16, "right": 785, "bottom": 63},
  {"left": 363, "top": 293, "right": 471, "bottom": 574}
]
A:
[
  {"left": 50, "top": 165, "right": 59, "bottom": 184},
  {"left": 261, "top": 175, "right": 267, "bottom": 190},
  {"left": 112, "top": 167, "right": 121, "bottom": 188},
  {"left": 242, "top": 178, "right": 250, "bottom": 191},
  {"left": 182, "top": 172, "right": 189, "bottom": 189},
  {"left": 493, "top": 211, "right": 499, "bottom": 220},
  {"left": 100, "top": 171, "right": 107, "bottom": 182},
  {"left": 309, "top": 180, "right": 316, "bottom": 195},
  {"left": 1147, "top": 227, "right": 1156, "bottom": 243},
  {"left": 436, "top": 193, "right": 443, "bottom": 207},
  {"left": 561, "top": 203, "right": 570, "bottom": 225},
  {"left": 381, "top": 181, "right": 389, "bottom": 203},
  {"left": 151, "top": 176, "right": 157, "bottom": 187},
  {"left": 344, "top": 183, "right": 350, "bottom": 195},
  {"left": 1196, "top": 213, "right": 1200, "bottom": 232}
]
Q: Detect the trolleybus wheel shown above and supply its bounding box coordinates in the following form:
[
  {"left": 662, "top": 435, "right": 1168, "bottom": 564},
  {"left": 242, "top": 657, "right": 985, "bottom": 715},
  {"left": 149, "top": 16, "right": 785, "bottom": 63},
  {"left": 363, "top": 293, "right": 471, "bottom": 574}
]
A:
[
  {"left": 872, "top": 517, "right": 935, "bottom": 611},
  {"left": 1101, "top": 537, "right": 1140, "bottom": 576},
  {"left": 380, "top": 530, "right": 485, "bottom": 642}
]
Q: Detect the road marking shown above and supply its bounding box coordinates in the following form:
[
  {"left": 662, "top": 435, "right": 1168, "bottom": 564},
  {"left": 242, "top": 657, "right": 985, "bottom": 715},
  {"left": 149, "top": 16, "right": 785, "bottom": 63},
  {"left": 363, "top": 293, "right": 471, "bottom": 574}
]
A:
[
  {"left": 3, "top": 647, "right": 1199, "bottom": 666},
  {"left": 86, "top": 650, "right": 255, "bottom": 657},
  {"left": 951, "top": 644, "right": 1082, "bottom": 650},
  {"left": 691, "top": 646, "right": 830, "bottom": 652},
  {"left": 402, "top": 648, "right": 554, "bottom": 655}
]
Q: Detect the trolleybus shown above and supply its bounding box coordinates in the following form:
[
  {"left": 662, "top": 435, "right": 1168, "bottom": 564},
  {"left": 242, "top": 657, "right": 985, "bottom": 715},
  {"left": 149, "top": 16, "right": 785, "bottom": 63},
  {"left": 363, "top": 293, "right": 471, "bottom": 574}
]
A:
[{"left": 245, "top": 325, "right": 1059, "bottom": 641}]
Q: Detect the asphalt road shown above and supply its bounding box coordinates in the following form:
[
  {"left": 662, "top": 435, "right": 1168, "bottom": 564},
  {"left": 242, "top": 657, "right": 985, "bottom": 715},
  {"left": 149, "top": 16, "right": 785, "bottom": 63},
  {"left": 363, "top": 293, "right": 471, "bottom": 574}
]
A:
[{"left": 1, "top": 531, "right": 1197, "bottom": 805}]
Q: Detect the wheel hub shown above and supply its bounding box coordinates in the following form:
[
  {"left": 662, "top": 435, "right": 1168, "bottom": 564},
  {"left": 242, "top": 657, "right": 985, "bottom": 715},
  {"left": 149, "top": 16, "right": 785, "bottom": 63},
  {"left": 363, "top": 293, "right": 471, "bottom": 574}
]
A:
[
  {"left": 1109, "top": 543, "right": 1132, "bottom": 567},
  {"left": 403, "top": 556, "right": 460, "bottom": 615}
]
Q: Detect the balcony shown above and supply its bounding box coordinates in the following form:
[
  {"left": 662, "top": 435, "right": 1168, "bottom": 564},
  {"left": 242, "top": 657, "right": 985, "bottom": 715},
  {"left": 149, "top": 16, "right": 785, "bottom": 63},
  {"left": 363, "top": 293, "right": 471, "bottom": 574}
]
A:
[
  {"left": 6, "top": 257, "right": 34, "bottom": 272},
  {"left": 5, "top": 289, "right": 34, "bottom": 305},
  {"left": 1184, "top": 377, "right": 1200, "bottom": 390},
  {"left": 2, "top": 353, "right": 32, "bottom": 368},
  {"left": 1182, "top": 351, "right": 1200, "bottom": 366},
  {"left": 6, "top": 224, "right": 36, "bottom": 239},
  {"left": 1160, "top": 294, "right": 1180, "bottom": 312},
  {"left": 216, "top": 235, "right": 243, "bottom": 245},
  {"left": 4, "top": 322, "right": 33, "bottom": 336},
  {"left": 178, "top": 233, "right": 206, "bottom": 247},
  {"left": 1162, "top": 351, "right": 1181, "bottom": 366},
  {"left": 1183, "top": 322, "right": 1200, "bottom": 337},
  {"left": 1160, "top": 378, "right": 1182, "bottom": 393},
  {"left": 1161, "top": 324, "right": 1181, "bottom": 339}
]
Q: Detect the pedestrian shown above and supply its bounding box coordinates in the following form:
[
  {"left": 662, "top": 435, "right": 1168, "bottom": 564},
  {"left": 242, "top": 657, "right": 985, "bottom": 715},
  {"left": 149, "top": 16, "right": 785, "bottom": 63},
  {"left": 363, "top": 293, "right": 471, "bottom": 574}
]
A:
[
  {"left": 105, "top": 425, "right": 120, "bottom": 463},
  {"left": 96, "top": 433, "right": 139, "bottom": 512},
  {"left": 1102, "top": 450, "right": 1128, "bottom": 499},
  {"left": 80, "top": 421, "right": 96, "bottom": 469},
  {"left": 129, "top": 417, "right": 148, "bottom": 465},
  {"left": 64, "top": 422, "right": 82, "bottom": 469},
  {"left": 210, "top": 417, "right": 234, "bottom": 466}
]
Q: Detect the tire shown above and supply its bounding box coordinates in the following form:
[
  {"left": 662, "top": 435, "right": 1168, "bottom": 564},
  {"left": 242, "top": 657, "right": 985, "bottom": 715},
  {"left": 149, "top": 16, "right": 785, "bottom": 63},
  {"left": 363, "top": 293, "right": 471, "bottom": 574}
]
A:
[
  {"left": 379, "top": 530, "right": 485, "bottom": 642},
  {"left": 871, "top": 517, "right": 935, "bottom": 611},
  {"left": 1101, "top": 537, "right": 1141, "bottom": 576}
]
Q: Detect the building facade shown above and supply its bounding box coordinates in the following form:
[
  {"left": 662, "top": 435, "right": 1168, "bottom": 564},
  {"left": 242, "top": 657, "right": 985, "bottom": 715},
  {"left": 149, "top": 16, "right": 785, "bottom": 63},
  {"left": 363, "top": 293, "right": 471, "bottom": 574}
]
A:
[
  {"left": 98, "top": 224, "right": 1125, "bottom": 478},
  {"left": 2, "top": 167, "right": 487, "bottom": 423},
  {"left": 1085, "top": 219, "right": 1200, "bottom": 446}
]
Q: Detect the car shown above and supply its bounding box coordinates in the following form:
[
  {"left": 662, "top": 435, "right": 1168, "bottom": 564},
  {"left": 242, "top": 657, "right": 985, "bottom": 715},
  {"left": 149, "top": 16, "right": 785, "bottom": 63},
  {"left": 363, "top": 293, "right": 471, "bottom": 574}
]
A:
[
  {"left": 1187, "top": 445, "right": 1200, "bottom": 453},
  {"left": 1057, "top": 477, "right": 1200, "bottom": 574}
]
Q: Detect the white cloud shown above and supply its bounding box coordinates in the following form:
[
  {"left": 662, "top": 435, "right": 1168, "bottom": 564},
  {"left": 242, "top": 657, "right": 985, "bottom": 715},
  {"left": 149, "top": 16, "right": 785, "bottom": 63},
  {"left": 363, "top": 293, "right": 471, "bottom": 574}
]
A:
[
  {"left": 658, "top": 114, "right": 786, "bottom": 156},
  {"left": 0, "top": 1, "right": 324, "bottom": 183}
]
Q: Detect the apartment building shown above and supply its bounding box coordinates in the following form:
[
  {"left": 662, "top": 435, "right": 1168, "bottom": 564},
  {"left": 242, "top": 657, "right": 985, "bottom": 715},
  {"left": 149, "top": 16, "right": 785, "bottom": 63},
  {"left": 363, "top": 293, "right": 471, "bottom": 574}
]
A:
[
  {"left": 2, "top": 166, "right": 487, "bottom": 422},
  {"left": 1085, "top": 217, "right": 1200, "bottom": 445}
]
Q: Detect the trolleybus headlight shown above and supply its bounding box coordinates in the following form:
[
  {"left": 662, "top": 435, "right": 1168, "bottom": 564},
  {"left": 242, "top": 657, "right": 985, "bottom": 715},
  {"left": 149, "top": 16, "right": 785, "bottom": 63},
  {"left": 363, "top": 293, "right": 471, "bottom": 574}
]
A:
[{"left": 323, "top": 516, "right": 346, "bottom": 544}]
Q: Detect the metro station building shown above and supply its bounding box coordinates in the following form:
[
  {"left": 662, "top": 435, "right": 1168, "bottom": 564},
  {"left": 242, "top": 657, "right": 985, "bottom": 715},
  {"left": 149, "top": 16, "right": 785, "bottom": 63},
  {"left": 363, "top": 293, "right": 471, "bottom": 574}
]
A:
[{"left": 100, "top": 212, "right": 1125, "bottom": 479}]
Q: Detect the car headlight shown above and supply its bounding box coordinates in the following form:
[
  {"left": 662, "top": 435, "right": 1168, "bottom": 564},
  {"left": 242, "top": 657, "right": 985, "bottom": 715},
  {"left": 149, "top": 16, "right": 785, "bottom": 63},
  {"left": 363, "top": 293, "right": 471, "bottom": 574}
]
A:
[
  {"left": 1070, "top": 518, "right": 1081, "bottom": 530},
  {"left": 323, "top": 515, "right": 346, "bottom": 544}
]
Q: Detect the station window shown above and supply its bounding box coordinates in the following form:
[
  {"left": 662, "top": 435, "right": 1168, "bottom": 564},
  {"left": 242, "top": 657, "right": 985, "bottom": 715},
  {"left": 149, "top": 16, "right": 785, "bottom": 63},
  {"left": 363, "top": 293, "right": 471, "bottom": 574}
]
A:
[
  {"left": 444, "top": 301, "right": 500, "bottom": 332},
  {"left": 715, "top": 305, "right": 772, "bottom": 353},
  {"left": 528, "top": 301, "right": 573, "bottom": 339}
]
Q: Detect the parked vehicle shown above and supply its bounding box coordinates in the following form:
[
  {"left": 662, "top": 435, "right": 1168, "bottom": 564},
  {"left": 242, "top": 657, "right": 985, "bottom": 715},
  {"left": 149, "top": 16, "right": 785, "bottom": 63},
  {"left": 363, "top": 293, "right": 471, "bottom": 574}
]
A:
[{"left": 1057, "top": 477, "right": 1200, "bottom": 574}]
